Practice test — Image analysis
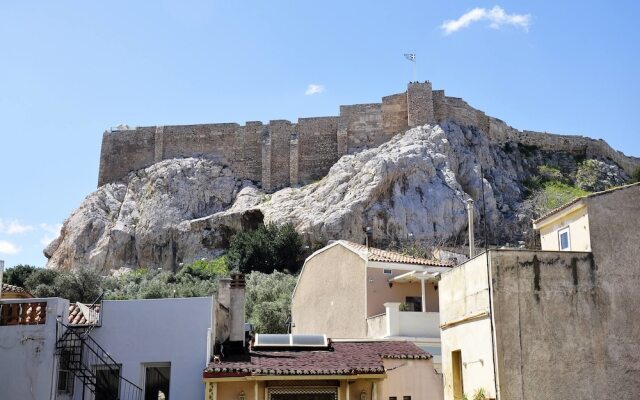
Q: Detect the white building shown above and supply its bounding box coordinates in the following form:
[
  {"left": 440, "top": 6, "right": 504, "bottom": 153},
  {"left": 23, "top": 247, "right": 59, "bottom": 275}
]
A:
[{"left": 0, "top": 294, "right": 215, "bottom": 400}]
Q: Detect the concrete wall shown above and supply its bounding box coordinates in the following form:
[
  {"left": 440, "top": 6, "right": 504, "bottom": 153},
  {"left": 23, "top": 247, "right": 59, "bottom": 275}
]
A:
[
  {"left": 0, "top": 297, "right": 69, "bottom": 400},
  {"left": 439, "top": 253, "right": 497, "bottom": 400},
  {"left": 538, "top": 204, "right": 591, "bottom": 251},
  {"left": 86, "top": 297, "right": 214, "bottom": 400},
  {"left": 291, "top": 244, "right": 368, "bottom": 338}
]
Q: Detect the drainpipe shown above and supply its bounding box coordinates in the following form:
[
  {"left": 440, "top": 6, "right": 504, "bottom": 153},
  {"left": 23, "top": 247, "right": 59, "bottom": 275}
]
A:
[{"left": 467, "top": 199, "right": 475, "bottom": 258}]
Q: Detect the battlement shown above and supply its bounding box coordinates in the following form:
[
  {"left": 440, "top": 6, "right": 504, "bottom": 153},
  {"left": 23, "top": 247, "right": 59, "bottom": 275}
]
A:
[{"left": 98, "top": 82, "right": 640, "bottom": 190}]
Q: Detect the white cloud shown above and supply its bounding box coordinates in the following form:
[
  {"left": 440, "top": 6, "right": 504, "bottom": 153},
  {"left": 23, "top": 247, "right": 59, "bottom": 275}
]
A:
[
  {"left": 0, "top": 240, "right": 20, "bottom": 255},
  {"left": 305, "top": 84, "right": 325, "bottom": 96},
  {"left": 441, "top": 6, "right": 531, "bottom": 35},
  {"left": 0, "top": 219, "right": 34, "bottom": 235}
]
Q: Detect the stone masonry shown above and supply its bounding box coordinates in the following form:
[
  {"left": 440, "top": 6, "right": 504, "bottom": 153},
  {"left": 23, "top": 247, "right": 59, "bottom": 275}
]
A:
[{"left": 98, "top": 82, "right": 640, "bottom": 190}]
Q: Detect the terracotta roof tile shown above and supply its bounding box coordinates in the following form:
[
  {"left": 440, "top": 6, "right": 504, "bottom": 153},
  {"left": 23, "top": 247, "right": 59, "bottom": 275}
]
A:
[
  {"left": 204, "top": 341, "right": 430, "bottom": 377},
  {"left": 533, "top": 182, "right": 640, "bottom": 225},
  {"left": 68, "top": 303, "right": 101, "bottom": 325},
  {"left": 1, "top": 283, "right": 33, "bottom": 296},
  {"left": 339, "top": 241, "right": 451, "bottom": 267}
]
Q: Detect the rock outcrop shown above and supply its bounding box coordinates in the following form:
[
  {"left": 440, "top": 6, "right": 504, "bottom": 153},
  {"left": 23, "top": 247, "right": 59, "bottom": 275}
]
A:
[{"left": 45, "top": 123, "right": 633, "bottom": 272}]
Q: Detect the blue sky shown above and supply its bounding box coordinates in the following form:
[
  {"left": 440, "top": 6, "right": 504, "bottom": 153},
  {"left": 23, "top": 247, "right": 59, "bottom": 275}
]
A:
[{"left": 1, "top": 1, "right": 639, "bottom": 268}]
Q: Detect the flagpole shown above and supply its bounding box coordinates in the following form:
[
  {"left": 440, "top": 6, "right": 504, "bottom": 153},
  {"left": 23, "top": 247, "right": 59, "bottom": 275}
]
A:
[{"left": 413, "top": 57, "right": 417, "bottom": 81}]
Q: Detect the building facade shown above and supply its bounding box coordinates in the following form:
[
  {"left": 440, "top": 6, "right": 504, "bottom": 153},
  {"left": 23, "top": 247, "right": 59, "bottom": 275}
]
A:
[{"left": 439, "top": 183, "right": 640, "bottom": 400}]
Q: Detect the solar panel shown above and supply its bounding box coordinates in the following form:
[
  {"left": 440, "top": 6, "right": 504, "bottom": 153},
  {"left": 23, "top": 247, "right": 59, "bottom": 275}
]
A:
[
  {"left": 256, "top": 334, "right": 290, "bottom": 346},
  {"left": 291, "top": 334, "right": 327, "bottom": 347},
  {"left": 253, "top": 334, "right": 328, "bottom": 348}
]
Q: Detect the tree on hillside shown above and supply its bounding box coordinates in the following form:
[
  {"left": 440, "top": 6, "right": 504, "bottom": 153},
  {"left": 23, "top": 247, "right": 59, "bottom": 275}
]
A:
[
  {"left": 24, "top": 268, "right": 102, "bottom": 303},
  {"left": 630, "top": 166, "right": 640, "bottom": 183},
  {"left": 227, "top": 223, "right": 303, "bottom": 274},
  {"left": 245, "top": 271, "right": 298, "bottom": 334},
  {"left": 3, "top": 264, "right": 38, "bottom": 287}
]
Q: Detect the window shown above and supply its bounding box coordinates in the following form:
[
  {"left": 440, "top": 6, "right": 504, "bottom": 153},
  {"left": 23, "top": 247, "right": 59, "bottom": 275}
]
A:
[
  {"left": 94, "top": 365, "right": 121, "bottom": 400},
  {"left": 57, "top": 349, "right": 74, "bottom": 394},
  {"left": 405, "top": 297, "right": 422, "bottom": 312},
  {"left": 558, "top": 227, "right": 571, "bottom": 251},
  {"left": 389, "top": 397, "right": 397, "bottom": 400},
  {"left": 144, "top": 363, "right": 171, "bottom": 400},
  {"left": 383, "top": 268, "right": 392, "bottom": 275},
  {"left": 452, "top": 350, "right": 464, "bottom": 399},
  {"left": 403, "top": 397, "right": 412, "bottom": 400}
]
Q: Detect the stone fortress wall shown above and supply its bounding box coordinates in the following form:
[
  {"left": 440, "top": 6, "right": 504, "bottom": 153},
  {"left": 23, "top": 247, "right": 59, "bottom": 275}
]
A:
[{"left": 98, "top": 82, "right": 640, "bottom": 189}]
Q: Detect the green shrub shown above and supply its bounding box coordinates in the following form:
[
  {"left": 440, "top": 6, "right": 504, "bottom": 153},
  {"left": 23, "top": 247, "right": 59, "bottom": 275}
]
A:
[
  {"left": 227, "top": 223, "right": 303, "bottom": 274},
  {"left": 3, "top": 264, "right": 38, "bottom": 288},
  {"left": 178, "top": 256, "right": 228, "bottom": 280},
  {"left": 245, "top": 271, "right": 297, "bottom": 333},
  {"left": 24, "top": 268, "right": 102, "bottom": 303},
  {"left": 630, "top": 166, "right": 640, "bottom": 183},
  {"left": 533, "top": 181, "right": 590, "bottom": 214}
]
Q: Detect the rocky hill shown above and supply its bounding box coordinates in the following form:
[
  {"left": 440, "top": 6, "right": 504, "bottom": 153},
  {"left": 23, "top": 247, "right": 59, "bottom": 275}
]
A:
[{"left": 45, "top": 122, "right": 637, "bottom": 272}]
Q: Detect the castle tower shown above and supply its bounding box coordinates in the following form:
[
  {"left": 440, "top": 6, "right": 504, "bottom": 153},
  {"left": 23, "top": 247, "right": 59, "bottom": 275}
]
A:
[{"left": 407, "top": 81, "right": 435, "bottom": 127}]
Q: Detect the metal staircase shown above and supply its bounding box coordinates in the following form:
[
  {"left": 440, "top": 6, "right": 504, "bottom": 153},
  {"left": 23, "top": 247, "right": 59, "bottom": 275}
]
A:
[{"left": 56, "top": 320, "right": 142, "bottom": 400}]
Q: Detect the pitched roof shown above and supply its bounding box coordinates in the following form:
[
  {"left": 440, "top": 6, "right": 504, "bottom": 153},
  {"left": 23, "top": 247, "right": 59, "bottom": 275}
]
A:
[
  {"left": 338, "top": 240, "right": 451, "bottom": 267},
  {"left": 1, "top": 283, "right": 33, "bottom": 297},
  {"left": 203, "top": 341, "right": 430, "bottom": 378},
  {"left": 533, "top": 182, "right": 640, "bottom": 225},
  {"left": 68, "top": 303, "right": 101, "bottom": 325}
]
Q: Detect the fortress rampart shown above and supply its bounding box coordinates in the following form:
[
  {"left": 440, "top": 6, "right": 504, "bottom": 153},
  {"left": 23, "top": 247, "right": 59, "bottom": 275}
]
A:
[{"left": 98, "top": 82, "right": 640, "bottom": 189}]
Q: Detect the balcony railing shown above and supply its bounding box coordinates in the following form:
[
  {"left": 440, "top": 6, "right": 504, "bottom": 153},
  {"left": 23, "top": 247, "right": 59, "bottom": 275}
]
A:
[
  {"left": 366, "top": 303, "right": 440, "bottom": 339},
  {"left": 0, "top": 301, "right": 47, "bottom": 326}
]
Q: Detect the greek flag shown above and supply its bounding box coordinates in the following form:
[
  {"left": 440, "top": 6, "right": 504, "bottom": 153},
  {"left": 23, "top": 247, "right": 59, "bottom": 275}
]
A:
[{"left": 404, "top": 53, "right": 416, "bottom": 62}]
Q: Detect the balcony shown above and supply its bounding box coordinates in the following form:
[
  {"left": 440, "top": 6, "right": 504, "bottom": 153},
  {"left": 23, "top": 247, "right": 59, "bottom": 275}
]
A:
[{"left": 366, "top": 302, "right": 440, "bottom": 339}]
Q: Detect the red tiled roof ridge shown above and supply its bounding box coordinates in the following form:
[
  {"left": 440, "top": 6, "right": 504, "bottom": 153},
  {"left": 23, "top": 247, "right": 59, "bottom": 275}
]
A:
[
  {"left": 203, "top": 340, "right": 431, "bottom": 377},
  {"left": 1, "top": 282, "right": 32, "bottom": 295},
  {"left": 337, "top": 240, "right": 452, "bottom": 267},
  {"left": 533, "top": 182, "right": 640, "bottom": 225}
]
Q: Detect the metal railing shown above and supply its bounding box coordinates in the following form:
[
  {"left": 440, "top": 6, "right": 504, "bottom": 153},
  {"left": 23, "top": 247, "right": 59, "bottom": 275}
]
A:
[{"left": 56, "top": 320, "right": 142, "bottom": 400}]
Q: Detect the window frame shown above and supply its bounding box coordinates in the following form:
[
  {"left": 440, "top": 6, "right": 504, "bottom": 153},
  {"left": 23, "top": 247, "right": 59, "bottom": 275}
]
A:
[
  {"left": 141, "top": 362, "right": 171, "bottom": 400},
  {"left": 558, "top": 226, "right": 571, "bottom": 251},
  {"left": 56, "top": 348, "right": 75, "bottom": 395},
  {"left": 383, "top": 268, "right": 393, "bottom": 275}
]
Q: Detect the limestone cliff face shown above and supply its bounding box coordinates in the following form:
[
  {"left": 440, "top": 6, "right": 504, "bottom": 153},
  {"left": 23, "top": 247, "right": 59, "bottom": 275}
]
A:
[{"left": 45, "top": 123, "right": 632, "bottom": 272}]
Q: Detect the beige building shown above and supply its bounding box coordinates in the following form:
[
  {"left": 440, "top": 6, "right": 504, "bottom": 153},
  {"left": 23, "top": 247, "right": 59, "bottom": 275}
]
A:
[
  {"left": 439, "top": 183, "right": 640, "bottom": 400},
  {"left": 291, "top": 240, "right": 451, "bottom": 374}
]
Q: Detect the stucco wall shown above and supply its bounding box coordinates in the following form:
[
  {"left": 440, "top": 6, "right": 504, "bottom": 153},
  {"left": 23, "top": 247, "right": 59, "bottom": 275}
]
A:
[
  {"left": 538, "top": 204, "right": 591, "bottom": 251},
  {"left": 0, "top": 297, "right": 69, "bottom": 400},
  {"left": 439, "top": 253, "right": 497, "bottom": 400},
  {"left": 379, "top": 359, "right": 443, "bottom": 400},
  {"left": 584, "top": 184, "right": 640, "bottom": 398},
  {"left": 86, "top": 297, "right": 214, "bottom": 400},
  {"left": 291, "top": 245, "right": 367, "bottom": 338},
  {"left": 489, "top": 250, "right": 605, "bottom": 400}
]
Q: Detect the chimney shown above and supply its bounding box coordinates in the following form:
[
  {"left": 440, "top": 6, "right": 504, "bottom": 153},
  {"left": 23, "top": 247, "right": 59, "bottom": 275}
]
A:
[
  {"left": 229, "top": 272, "right": 246, "bottom": 345},
  {"left": 213, "top": 273, "right": 246, "bottom": 356}
]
